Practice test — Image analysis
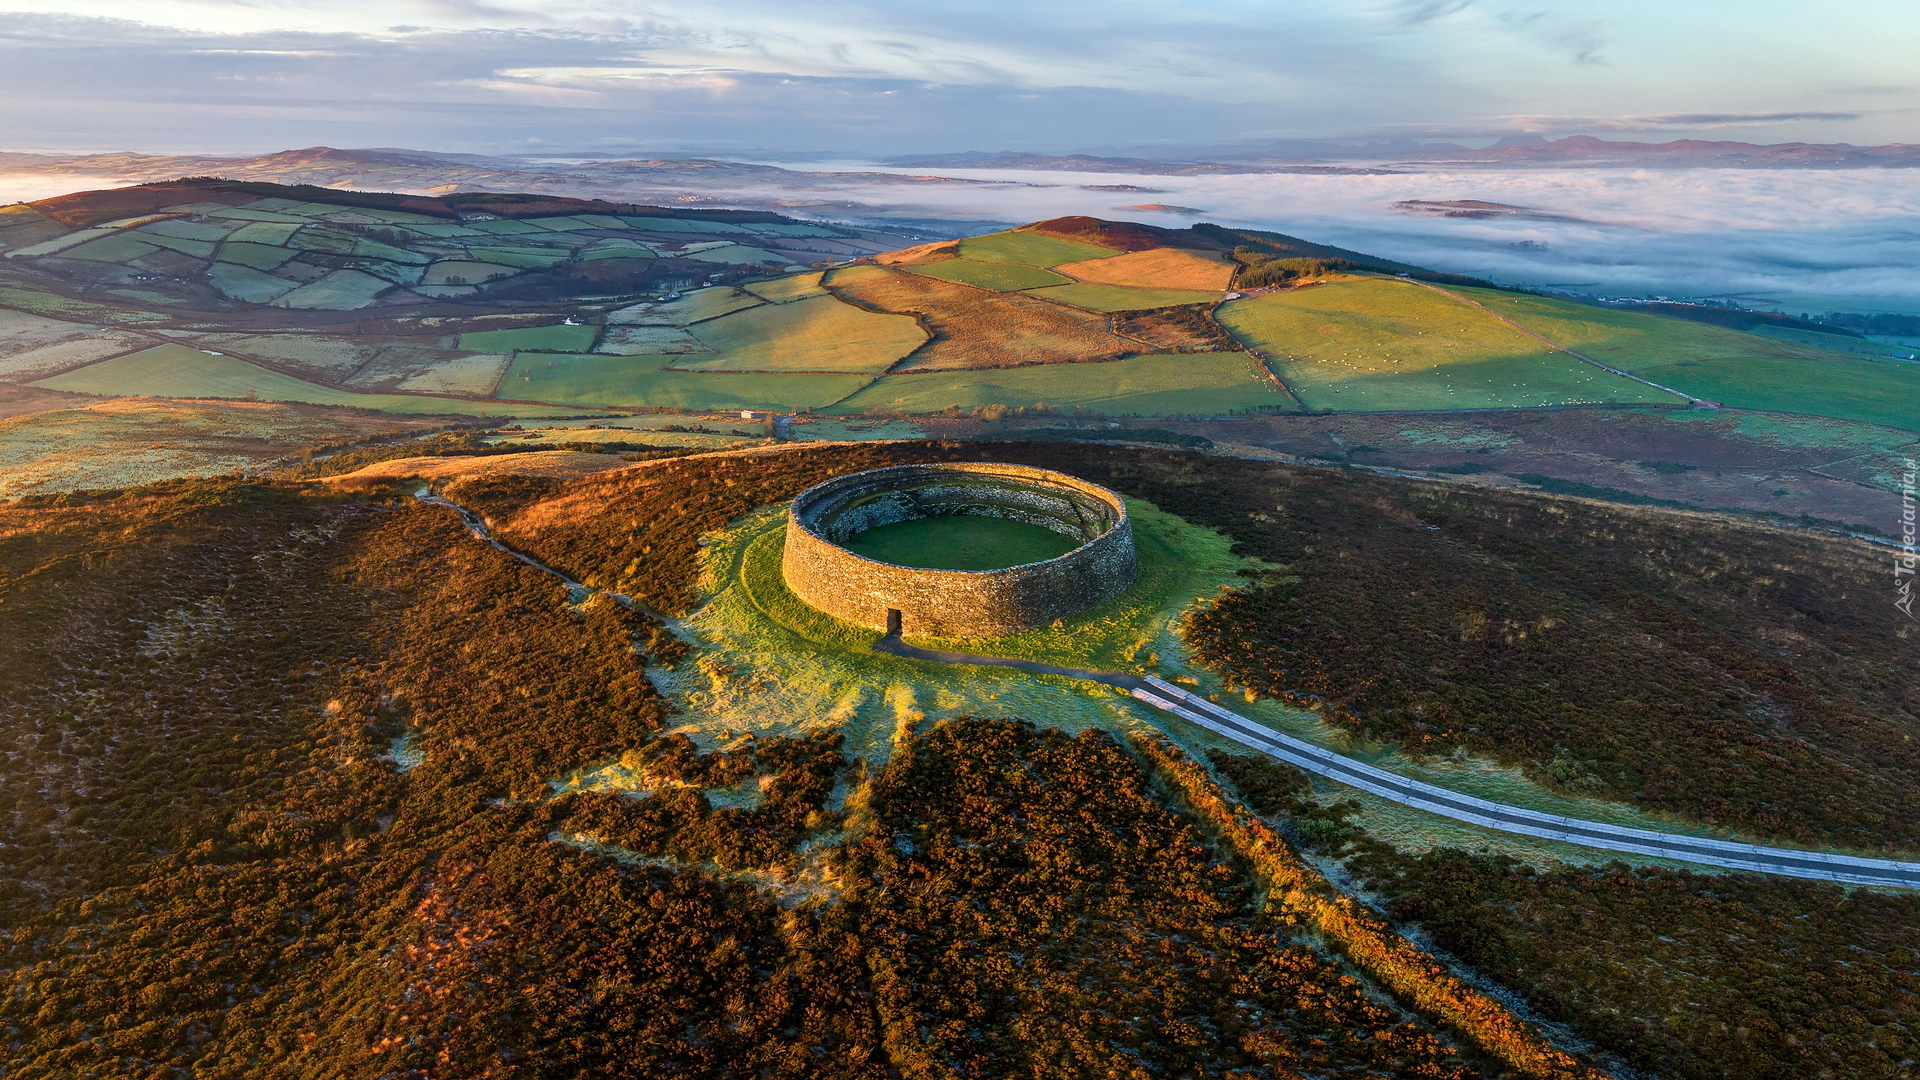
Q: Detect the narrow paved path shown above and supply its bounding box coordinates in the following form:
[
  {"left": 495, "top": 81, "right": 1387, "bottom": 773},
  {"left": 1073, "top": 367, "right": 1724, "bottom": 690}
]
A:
[{"left": 876, "top": 633, "right": 1920, "bottom": 889}]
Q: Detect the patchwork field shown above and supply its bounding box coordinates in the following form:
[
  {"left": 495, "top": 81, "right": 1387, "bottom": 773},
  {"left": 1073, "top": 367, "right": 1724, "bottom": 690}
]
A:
[
  {"left": 906, "top": 259, "right": 1071, "bottom": 291},
  {"left": 1055, "top": 246, "right": 1236, "bottom": 291},
  {"left": 33, "top": 344, "right": 583, "bottom": 416},
  {"left": 596, "top": 325, "right": 708, "bottom": 355},
  {"left": 834, "top": 352, "right": 1290, "bottom": 415},
  {"left": 208, "top": 263, "right": 294, "bottom": 303},
  {"left": 491, "top": 418, "right": 765, "bottom": 451},
  {"left": 501, "top": 351, "right": 871, "bottom": 411},
  {"left": 457, "top": 322, "right": 599, "bottom": 353},
  {"left": 0, "top": 329, "right": 151, "bottom": 380},
  {"left": 0, "top": 396, "right": 470, "bottom": 495},
  {"left": 1026, "top": 283, "right": 1223, "bottom": 312},
  {"left": 671, "top": 294, "right": 925, "bottom": 373},
  {"left": 321, "top": 449, "right": 637, "bottom": 486},
  {"left": 421, "top": 260, "right": 519, "bottom": 285},
  {"left": 825, "top": 264, "right": 1137, "bottom": 371},
  {"left": 607, "top": 288, "right": 764, "bottom": 326},
  {"left": 1218, "top": 278, "right": 1686, "bottom": 411},
  {"left": 955, "top": 230, "right": 1115, "bottom": 266},
  {"left": 390, "top": 352, "right": 511, "bottom": 395},
  {"left": 182, "top": 332, "right": 386, "bottom": 378},
  {"left": 1454, "top": 287, "right": 1920, "bottom": 431},
  {"left": 0, "top": 285, "right": 167, "bottom": 324},
  {"left": 2, "top": 193, "right": 1909, "bottom": 433},
  {"left": 274, "top": 270, "right": 393, "bottom": 310},
  {"left": 741, "top": 271, "right": 827, "bottom": 303},
  {"left": 2, "top": 181, "right": 883, "bottom": 312},
  {"left": 678, "top": 243, "right": 789, "bottom": 265}
]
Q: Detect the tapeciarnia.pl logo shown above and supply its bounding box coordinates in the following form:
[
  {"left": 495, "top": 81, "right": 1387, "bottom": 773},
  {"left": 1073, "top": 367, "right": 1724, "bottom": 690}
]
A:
[{"left": 1898, "top": 457, "right": 1916, "bottom": 619}]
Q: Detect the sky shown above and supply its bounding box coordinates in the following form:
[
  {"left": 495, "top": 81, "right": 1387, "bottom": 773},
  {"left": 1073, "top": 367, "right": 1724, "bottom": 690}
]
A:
[{"left": 1, "top": 0, "right": 1916, "bottom": 156}]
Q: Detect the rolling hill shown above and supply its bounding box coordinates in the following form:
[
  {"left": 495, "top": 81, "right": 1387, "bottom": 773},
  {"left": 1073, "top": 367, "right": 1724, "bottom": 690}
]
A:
[{"left": 0, "top": 182, "right": 1909, "bottom": 435}]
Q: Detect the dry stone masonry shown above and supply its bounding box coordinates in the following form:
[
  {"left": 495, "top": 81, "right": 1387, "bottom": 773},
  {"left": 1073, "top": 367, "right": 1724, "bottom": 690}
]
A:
[{"left": 782, "top": 462, "right": 1137, "bottom": 637}]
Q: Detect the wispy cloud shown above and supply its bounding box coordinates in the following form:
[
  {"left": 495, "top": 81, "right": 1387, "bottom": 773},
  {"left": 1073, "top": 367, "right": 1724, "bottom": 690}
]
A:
[
  {"left": 0, "top": 2, "right": 1913, "bottom": 153},
  {"left": 1505, "top": 111, "right": 1867, "bottom": 133}
]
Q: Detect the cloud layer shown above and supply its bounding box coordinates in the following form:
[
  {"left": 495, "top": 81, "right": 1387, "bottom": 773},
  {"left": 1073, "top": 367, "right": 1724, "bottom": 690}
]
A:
[
  {"left": 0, "top": 1, "right": 1915, "bottom": 153},
  {"left": 680, "top": 162, "right": 1920, "bottom": 311}
]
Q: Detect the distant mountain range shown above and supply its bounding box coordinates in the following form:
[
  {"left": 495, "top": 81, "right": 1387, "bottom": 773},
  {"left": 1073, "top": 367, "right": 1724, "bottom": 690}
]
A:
[
  {"left": 894, "top": 135, "right": 1920, "bottom": 171},
  {"left": 878, "top": 152, "right": 1402, "bottom": 176},
  {"left": 0, "top": 146, "right": 1007, "bottom": 219},
  {"left": 3, "top": 135, "right": 1909, "bottom": 217},
  {"left": 1398, "top": 134, "right": 1920, "bottom": 168}
]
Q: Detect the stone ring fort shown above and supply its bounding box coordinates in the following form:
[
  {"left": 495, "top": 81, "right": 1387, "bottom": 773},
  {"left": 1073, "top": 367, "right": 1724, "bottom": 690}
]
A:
[{"left": 781, "top": 462, "right": 1138, "bottom": 638}]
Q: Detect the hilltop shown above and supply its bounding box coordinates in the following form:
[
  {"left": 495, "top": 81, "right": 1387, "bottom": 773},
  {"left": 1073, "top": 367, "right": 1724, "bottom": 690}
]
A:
[
  {"left": 1, "top": 183, "right": 1918, "bottom": 1079},
  {"left": 0, "top": 183, "right": 1912, "bottom": 529},
  {"left": 1, "top": 437, "right": 1915, "bottom": 1079}
]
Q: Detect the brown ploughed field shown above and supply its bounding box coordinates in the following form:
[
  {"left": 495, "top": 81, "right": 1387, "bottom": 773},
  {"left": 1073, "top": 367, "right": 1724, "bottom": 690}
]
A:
[{"left": 824, "top": 263, "right": 1143, "bottom": 371}]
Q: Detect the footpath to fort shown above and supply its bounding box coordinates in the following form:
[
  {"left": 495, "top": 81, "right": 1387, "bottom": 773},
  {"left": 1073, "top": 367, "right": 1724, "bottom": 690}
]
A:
[{"left": 418, "top": 490, "right": 1920, "bottom": 891}]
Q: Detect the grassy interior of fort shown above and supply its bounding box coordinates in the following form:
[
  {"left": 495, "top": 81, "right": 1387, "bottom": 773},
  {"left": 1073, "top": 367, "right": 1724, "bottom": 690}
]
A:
[{"left": 838, "top": 513, "right": 1080, "bottom": 570}]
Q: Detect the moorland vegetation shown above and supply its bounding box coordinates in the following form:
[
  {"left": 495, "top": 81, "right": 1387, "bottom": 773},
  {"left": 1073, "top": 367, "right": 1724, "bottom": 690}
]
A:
[
  {"left": 0, "top": 448, "right": 1578, "bottom": 1079},
  {"left": 2, "top": 438, "right": 1914, "bottom": 1079}
]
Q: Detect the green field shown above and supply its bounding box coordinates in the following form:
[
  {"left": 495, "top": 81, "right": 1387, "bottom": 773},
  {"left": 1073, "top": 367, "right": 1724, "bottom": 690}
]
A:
[
  {"left": 466, "top": 247, "right": 571, "bottom": 269},
  {"left": 579, "top": 239, "right": 654, "bottom": 261},
  {"left": 842, "top": 515, "right": 1079, "bottom": 570},
  {"left": 59, "top": 234, "right": 161, "bottom": 263},
  {"left": 908, "top": 259, "right": 1072, "bottom": 291},
  {"left": 743, "top": 271, "right": 826, "bottom": 303},
  {"left": 216, "top": 242, "right": 298, "bottom": 271},
  {"left": 681, "top": 243, "right": 789, "bottom": 265},
  {"left": 501, "top": 351, "right": 871, "bottom": 411},
  {"left": 223, "top": 222, "right": 303, "bottom": 246},
  {"left": 0, "top": 285, "right": 166, "bottom": 325},
  {"left": 1026, "top": 283, "right": 1222, "bottom": 312},
  {"left": 138, "top": 234, "right": 218, "bottom": 259},
  {"left": 832, "top": 352, "right": 1292, "bottom": 415},
  {"left": 207, "top": 208, "right": 306, "bottom": 224},
  {"left": 424, "top": 260, "right": 520, "bottom": 286},
  {"left": 1218, "top": 279, "right": 1684, "bottom": 411},
  {"left": 608, "top": 288, "right": 764, "bottom": 326},
  {"left": 463, "top": 219, "right": 548, "bottom": 237},
  {"left": 672, "top": 294, "right": 924, "bottom": 373},
  {"left": 457, "top": 322, "right": 599, "bottom": 353},
  {"left": 274, "top": 270, "right": 393, "bottom": 311},
  {"left": 956, "top": 230, "right": 1115, "bottom": 267},
  {"left": 208, "top": 263, "right": 295, "bottom": 303},
  {"left": 32, "top": 344, "right": 584, "bottom": 416},
  {"left": 142, "top": 218, "right": 238, "bottom": 243},
  {"left": 1453, "top": 287, "right": 1920, "bottom": 431},
  {"left": 621, "top": 216, "right": 755, "bottom": 234}
]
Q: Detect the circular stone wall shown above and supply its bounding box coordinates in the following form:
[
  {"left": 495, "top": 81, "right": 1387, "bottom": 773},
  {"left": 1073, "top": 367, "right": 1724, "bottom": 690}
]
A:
[{"left": 782, "top": 462, "right": 1137, "bottom": 638}]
